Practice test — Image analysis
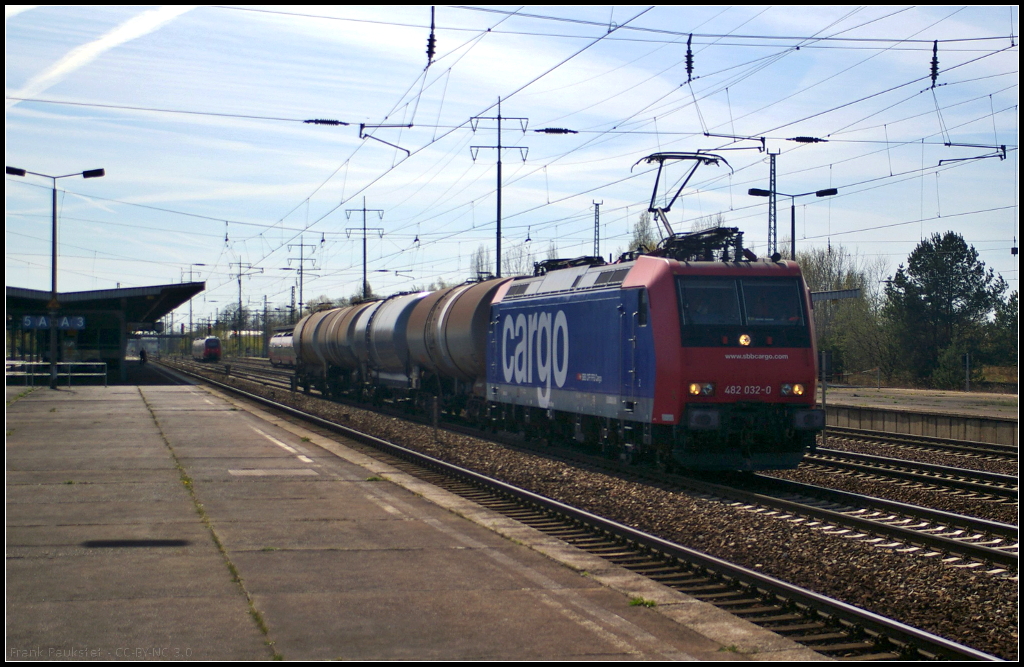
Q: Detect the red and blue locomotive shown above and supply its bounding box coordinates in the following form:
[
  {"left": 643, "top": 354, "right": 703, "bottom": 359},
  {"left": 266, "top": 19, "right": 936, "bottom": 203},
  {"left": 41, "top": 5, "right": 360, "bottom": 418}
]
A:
[
  {"left": 292, "top": 227, "right": 823, "bottom": 471},
  {"left": 487, "top": 229, "right": 822, "bottom": 470}
]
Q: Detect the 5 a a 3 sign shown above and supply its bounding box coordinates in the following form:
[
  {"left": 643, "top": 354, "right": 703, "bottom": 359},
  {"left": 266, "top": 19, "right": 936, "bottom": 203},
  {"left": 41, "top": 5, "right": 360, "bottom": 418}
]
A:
[{"left": 21, "top": 315, "right": 86, "bottom": 330}]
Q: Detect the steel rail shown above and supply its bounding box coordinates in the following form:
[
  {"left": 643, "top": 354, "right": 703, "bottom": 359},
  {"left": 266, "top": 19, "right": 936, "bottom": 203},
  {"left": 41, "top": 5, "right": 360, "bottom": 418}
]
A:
[
  {"left": 752, "top": 474, "right": 1018, "bottom": 539},
  {"left": 814, "top": 447, "right": 1017, "bottom": 485},
  {"left": 827, "top": 425, "right": 1017, "bottom": 458},
  {"left": 159, "top": 360, "right": 1001, "bottom": 660},
  {"left": 805, "top": 450, "right": 1018, "bottom": 499}
]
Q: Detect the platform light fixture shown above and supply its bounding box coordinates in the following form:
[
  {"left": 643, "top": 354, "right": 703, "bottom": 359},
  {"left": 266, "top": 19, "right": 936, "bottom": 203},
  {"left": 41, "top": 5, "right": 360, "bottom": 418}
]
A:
[{"left": 748, "top": 187, "right": 837, "bottom": 261}]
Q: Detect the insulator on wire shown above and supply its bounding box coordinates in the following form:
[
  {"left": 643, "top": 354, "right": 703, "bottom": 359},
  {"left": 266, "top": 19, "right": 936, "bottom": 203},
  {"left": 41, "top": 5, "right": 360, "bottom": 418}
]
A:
[
  {"left": 427, "top": 6, "right": 437, "bottom": 64},
  {"left": 930, "top": 40, "right": 939, "bottom": 88},
  {"left": 685, "top": 34, "right": 694, "bottom": 83},
  {"left": 304, "top": 119, "right": 347, "bottom": 126}
]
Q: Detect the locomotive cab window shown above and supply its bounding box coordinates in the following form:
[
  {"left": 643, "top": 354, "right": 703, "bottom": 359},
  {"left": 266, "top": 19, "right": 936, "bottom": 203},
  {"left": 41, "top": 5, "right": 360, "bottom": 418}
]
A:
[
  {"left": 676, "top": 276, "right": 809, "bottom": 347},
  {"left": 678, "top": 278, "right": 741, "bottom": 326},
  {"left": 637, "top": 289, "right": 648, "bottom": 326},
  {"left": 741, "top": 280, "right": 804, "bottom": 326}
]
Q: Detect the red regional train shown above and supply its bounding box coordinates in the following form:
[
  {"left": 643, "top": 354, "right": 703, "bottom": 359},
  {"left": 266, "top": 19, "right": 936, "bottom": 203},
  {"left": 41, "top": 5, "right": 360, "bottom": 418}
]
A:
[
  {"left": 291, "top": 227, "right": 823, "bottom": 471},
  {"left": 192, "top": 336, "right": 222, "bottom": 362}
]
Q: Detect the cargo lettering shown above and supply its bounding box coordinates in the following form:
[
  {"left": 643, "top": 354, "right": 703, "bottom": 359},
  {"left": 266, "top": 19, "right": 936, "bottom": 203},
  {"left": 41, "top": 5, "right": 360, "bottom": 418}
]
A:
[{"left": 501, "top": 311, "right": 569, "bottom": 402}]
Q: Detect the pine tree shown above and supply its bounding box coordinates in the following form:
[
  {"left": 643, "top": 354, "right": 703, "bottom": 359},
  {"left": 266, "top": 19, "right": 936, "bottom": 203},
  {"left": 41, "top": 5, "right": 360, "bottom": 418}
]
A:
[{"left": 882, "top": 232, "right": 1007, "bottom": 384}]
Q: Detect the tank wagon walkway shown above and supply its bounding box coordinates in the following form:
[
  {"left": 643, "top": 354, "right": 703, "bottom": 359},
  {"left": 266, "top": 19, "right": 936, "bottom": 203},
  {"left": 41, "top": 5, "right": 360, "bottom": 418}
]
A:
[{"left": 5, "top": 382, "right": 822, "bottom": 661}]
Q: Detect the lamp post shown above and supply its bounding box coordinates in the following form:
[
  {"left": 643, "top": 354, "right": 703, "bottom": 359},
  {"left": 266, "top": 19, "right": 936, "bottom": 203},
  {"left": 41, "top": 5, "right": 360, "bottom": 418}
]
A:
[
  {"left": 182, "top": 263, "right": 206, "bottom": 344},
  {"left": 748, "top": 187, "right": 837, "bottom": 261},
  {"left": 7, "top": 165, "right": 105, "bottom": 389}
]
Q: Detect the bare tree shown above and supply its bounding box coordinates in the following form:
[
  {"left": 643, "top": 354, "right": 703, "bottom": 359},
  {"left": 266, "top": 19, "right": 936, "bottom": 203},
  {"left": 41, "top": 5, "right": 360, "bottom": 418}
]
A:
[
  {"left": 501, "top": 241, "right": 533, "bottom": 276},
  {"left": 629, "top": 211, "right": 659, "bottom": 252},
  {"left": 307, "top": 294, "right": 336, "bottom": 311},
  {"left": 351, "top": 282, "right": 377, "bottom": 303},
  {"left": 470, "top": 245, "right": 492, "bottom": 280},
  {"left": 690, "top": 212, "right": 725, "bottom": 232}
]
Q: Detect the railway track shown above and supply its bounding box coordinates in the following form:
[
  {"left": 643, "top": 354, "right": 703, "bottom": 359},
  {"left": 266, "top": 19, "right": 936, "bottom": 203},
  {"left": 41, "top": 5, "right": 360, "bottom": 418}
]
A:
[
  {"left": 804, "top": 448, "right": 1018, "bottom": 501},
  {"left": 159, "top": 359, "right": 1009, "bottom": 660},
  {"left": 170, "top": 358, "right": 1019, "bottom": 570},
  {"left": 826, "top": 426, "right": 1017, "bottom": 462},
  {"left": 714, "top": 474, "right": 1017, "bottom": 572}
]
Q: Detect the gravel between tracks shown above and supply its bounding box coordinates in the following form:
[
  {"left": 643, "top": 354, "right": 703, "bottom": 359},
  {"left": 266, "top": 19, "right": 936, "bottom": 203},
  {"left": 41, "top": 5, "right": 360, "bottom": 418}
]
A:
[{"left": 199, "top": 371, "right": 1019, "bottom": 660}]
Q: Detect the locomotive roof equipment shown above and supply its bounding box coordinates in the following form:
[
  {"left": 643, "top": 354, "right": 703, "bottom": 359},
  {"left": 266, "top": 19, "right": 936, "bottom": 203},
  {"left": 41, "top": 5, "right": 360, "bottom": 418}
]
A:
[{"left": 632, "top": 152, "right": 733, "bottom": 237}]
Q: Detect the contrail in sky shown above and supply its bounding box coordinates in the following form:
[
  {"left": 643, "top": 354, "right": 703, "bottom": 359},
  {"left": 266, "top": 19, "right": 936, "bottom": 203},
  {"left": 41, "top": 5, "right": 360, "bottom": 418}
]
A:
[
  {"left": 6, "top": 6, "right": 195, "bottom": 110},
  {"left": 6, "top": 6, "right": 38, "bottom": 20}
]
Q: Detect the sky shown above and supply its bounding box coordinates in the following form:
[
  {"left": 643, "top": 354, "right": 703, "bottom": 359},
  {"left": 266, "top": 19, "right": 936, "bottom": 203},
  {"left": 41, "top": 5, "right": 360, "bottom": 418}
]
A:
[{"left": 5, "top": 5, "right": 1019, "bottom": 327}]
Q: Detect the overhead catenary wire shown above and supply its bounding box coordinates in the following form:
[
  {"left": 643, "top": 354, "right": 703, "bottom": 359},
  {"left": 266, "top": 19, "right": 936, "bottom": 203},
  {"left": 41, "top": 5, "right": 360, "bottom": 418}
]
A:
[{"left": 7, "top": 6, "right": 1016, "bottom": 304}]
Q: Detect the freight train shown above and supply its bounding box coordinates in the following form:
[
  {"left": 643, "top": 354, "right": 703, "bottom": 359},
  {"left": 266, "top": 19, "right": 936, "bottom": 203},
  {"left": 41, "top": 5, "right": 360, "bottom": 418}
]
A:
[{"left": 289, "top": 228, "right": 823, "bottom": 470}]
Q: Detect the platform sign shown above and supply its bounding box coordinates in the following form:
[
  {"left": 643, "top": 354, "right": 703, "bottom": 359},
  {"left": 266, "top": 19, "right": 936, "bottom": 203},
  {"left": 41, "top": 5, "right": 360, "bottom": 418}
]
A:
[{"left": 21, "top": 315, "right": 86, "bottom": 330}]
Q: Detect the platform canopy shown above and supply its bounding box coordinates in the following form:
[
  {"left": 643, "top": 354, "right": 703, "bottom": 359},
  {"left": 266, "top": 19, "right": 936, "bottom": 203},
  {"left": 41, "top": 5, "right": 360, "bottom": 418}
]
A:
[
  {"left": 7, "top": 282, "right": 205, "bottom": 331},
  {"left": 7, "top": 282, "right": 205, "bottom": 382}
]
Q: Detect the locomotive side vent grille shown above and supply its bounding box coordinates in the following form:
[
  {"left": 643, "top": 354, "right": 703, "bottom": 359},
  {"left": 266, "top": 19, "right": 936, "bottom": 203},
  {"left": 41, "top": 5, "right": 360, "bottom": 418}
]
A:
[
  {"left": 594, "top": 268, "right": 631, "bottom": 285},
  {"left": 505, "top": 284, "right": 530, "bottom": 298}
]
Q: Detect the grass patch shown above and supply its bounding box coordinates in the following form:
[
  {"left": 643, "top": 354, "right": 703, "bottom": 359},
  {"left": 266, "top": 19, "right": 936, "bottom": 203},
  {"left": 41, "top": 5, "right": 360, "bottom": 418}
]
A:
[
  {"left": 718, "top": 645, "right": 740, "bottom": 653},
  {"left": 6, "top": 387, "right": 37, "bottom": 406},
  {"left": 629, "top": 596, "right": 657, "bottom": 608},
  {"left": 366, "top": 475, "right": 386, "bottom": 482},
  {"left": 300, "top": 436, "right": 311, "bottom": 442}
]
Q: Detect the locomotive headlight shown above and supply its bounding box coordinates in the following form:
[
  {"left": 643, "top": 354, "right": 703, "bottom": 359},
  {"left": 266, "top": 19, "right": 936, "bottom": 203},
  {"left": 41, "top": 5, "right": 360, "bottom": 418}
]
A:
[
  {"left": 689, "top": 382, "right": 715, "bottom": 396},
  {"left": 739, "top": 334, "right": 751, "bottom": 346},
  {"left": 781, "top": 383, "right": 806, "bottom": 396}
]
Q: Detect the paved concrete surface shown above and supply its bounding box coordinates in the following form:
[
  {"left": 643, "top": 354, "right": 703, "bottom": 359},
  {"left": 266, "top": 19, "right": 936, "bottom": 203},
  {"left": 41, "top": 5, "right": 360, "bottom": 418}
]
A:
[{"left": 7, "top": 382, "right": 824, "bottom": 661}]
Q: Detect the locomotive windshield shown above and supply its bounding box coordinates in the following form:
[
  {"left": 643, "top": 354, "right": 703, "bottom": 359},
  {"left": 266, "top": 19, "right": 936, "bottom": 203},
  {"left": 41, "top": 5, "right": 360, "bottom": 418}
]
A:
[
  {"left": 741, "top": 280, "right": 804, "bottom": 326},
  {"left": 676, "top": 276, "right": 809, "bottom": 346},
  {"left": 678, "top": 278, "right": 741, "bottom": 325}
]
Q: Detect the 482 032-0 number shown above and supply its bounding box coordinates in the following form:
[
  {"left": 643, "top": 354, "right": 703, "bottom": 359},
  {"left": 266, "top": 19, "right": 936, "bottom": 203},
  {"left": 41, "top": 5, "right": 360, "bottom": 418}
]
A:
[{"left": 723, "top": 385, "right": 772, "bottom": 395}]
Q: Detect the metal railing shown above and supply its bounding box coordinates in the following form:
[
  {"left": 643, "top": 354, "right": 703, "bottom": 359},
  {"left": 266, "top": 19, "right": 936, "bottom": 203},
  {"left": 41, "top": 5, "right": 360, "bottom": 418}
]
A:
[{"left": 6, "top": 361, "right": 108, "bottom": 387}]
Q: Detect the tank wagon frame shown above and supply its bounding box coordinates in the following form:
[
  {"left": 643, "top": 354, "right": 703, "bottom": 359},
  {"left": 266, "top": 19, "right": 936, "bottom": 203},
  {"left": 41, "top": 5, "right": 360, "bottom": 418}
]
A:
[
  {"left": 291, "top": 231, "right": 824, "bottom": 471},
  {"left": 268, "top": 331, "right": 296, "bottom": 367}
]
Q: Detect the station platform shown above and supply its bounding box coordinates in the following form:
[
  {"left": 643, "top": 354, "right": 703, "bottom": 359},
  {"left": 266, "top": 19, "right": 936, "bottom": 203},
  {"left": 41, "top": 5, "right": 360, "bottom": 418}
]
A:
[
  {"left": 6, "top": 380, "right": 822, "bottom": 661},
  {"left": 824, "top": 386, "right": 1017, "bottom": 421}
]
